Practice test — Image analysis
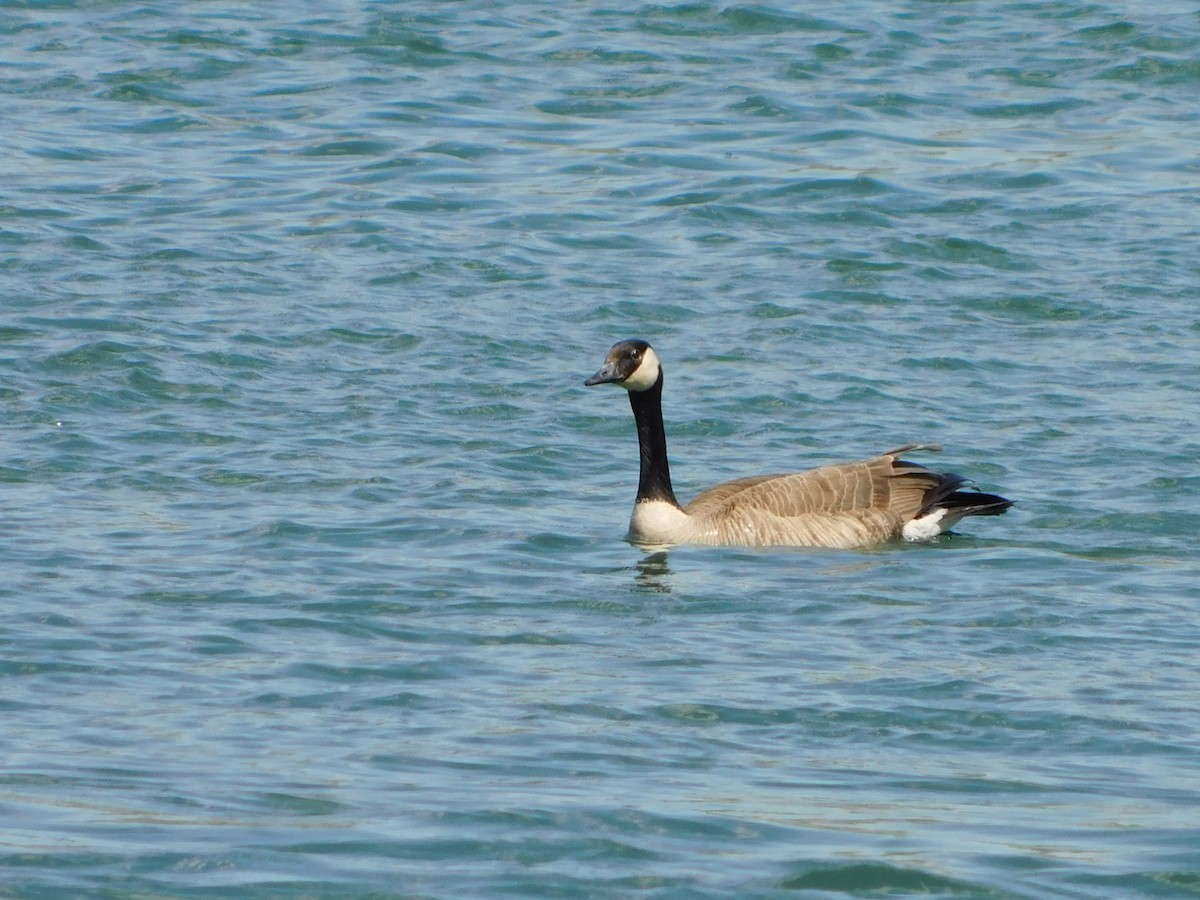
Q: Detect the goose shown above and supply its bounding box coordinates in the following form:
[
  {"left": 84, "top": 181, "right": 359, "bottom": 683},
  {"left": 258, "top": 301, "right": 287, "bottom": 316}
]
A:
[{"left": 585, "top": 339, "right": 1013, "bottom": 549}]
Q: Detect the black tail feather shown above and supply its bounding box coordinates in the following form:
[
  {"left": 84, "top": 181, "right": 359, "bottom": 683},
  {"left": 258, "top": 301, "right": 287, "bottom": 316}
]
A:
[
  {"left": 905, "top": 465, "right": 1014, "bottom": 519},
  {"left": 895, "top": 457, "right": 1015, "bottom": 520},
  {"left": 942, "top": 490, "right": 1014, "bottom": 516},
  {"left": 908, "top": 468, "right": 968, "bottom": 516}
]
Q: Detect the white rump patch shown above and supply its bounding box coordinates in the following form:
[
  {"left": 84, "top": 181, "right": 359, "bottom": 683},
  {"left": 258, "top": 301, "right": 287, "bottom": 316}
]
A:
[{"left": 902, "top": 508, "right": 949, "bottom": 542}]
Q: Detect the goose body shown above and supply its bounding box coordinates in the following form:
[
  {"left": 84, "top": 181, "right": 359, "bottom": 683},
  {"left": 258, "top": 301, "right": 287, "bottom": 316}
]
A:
[{"left": 585, "top": 339, "right": 1013, "bottom": 550}]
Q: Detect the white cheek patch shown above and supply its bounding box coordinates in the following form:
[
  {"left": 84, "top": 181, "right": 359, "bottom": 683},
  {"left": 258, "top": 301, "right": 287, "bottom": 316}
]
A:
[{"left": 621, "top": 347, "right": 661, "bottom": 392}]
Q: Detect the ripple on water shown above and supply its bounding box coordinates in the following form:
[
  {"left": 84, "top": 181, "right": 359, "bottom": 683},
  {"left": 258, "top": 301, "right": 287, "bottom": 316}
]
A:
[{"left": 4, "top": 1, "right": 1200, "bottom": 897}]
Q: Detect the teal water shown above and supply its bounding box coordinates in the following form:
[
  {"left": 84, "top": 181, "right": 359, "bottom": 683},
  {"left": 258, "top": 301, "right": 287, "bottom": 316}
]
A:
[{"left": 3, "top": 1, "right": 1199, "bottom": 897}]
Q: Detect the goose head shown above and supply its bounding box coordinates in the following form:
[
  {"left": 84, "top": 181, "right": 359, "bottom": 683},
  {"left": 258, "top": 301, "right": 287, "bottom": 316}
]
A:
[{"left": 584, "top": 339, "right": 662, "bottom": 392}]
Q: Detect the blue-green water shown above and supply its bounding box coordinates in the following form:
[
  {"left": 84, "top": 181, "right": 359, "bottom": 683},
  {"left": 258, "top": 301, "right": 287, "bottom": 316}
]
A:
[{"left": 3, "top": 2, "right": 1199, "bottom": 896}]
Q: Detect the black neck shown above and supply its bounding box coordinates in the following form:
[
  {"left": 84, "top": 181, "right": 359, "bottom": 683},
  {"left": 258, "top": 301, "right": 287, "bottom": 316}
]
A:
[{"left": 628, "top": 372, "right": 680, "bottom": 508}]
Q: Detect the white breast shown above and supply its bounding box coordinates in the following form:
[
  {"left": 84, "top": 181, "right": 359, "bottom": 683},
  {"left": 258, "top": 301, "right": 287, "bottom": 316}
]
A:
[{"left": 627, "top": 499, "right": 693, "bottom": 547}]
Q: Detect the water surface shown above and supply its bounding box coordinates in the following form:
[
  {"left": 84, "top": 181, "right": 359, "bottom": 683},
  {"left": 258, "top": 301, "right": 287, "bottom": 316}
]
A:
[{"left": 3, "top": 1, "right": 1199, "bottom": 896}]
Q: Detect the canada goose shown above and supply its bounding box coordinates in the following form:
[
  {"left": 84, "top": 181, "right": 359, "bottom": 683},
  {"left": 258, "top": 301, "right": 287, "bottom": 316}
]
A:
[{"left": 585, "top": 339, "right": 1013, "bottom": 549}]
